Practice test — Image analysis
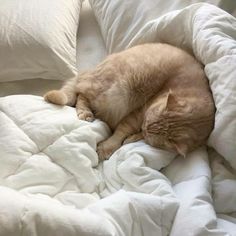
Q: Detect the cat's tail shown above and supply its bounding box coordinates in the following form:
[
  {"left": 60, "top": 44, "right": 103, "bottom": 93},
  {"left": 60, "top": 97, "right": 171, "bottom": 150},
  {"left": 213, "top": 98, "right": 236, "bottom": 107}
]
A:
[{"left": 44, "top": 76, "right": 78, "bottom": 106}]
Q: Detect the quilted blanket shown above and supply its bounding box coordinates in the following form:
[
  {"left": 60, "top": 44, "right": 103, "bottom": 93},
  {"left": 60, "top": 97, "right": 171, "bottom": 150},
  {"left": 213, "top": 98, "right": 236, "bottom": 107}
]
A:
[{"left": 0, "top": 3, "right": 236, "bottom": 236}]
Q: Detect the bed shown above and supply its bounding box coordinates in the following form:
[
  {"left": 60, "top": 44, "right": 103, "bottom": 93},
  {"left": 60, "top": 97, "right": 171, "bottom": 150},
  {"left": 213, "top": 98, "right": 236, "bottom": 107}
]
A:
[{"left": 0, "top": 1, "right": 236, "bottom": 235}]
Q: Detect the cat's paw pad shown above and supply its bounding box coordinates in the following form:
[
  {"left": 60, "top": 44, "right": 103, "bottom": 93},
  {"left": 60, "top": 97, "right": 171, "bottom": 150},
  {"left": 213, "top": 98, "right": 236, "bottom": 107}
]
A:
[
  {"left": 97, "top": 141, "right": 117, "bottom": 161},
  {"left": 77, "top": 110, "right": 94, "bottom": 122},
  {"left": 44, "top": 90, "right": 68, "bottom": 105}
]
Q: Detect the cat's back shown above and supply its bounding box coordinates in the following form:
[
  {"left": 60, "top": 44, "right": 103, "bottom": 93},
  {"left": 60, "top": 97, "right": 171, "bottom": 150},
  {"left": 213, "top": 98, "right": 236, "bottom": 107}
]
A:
[
  {"left": 122, "top": 43, "right": 211, "bottom": 104},
  {"left": 77, "top": 43, "right": 214, "bottom": 129},
  {"left": 112, "top": 43, "right": 194, "bottom": 71},
  {"left": 159, "top": 44, "right": 213, "bottom": 107},
  {"left": 106, "top": 43, "right": 205, "bottom": 89},
  {"left": 126, "top": 43, "right": 215, "bottom": 125}
]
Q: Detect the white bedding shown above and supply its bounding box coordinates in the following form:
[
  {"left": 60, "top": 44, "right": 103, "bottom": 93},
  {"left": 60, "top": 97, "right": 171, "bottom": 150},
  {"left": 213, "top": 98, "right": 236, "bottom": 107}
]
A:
[
  {"left": 0, "top": 3, "right": 236, "bottom": 236},
  {"left": 0, "top": 0, "right": 82, "bottom": 83},
  {"left": 0, "top": 0, "right": 106, "bottom": 97}
]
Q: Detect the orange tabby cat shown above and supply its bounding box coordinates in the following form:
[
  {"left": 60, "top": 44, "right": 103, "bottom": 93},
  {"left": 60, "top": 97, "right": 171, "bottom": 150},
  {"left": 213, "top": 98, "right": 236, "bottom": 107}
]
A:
[{"left": 44, "top": 43, "right": 215, "bottom": 160}]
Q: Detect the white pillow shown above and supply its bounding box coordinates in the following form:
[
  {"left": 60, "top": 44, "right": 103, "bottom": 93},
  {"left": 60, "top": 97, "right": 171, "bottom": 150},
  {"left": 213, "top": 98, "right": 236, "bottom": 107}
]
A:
[
  {"left": 0, "top": 0, "right": 82, "bottom": 82},
  {"left": 89, "top": 0, "right": 220, "bottom": 53}
]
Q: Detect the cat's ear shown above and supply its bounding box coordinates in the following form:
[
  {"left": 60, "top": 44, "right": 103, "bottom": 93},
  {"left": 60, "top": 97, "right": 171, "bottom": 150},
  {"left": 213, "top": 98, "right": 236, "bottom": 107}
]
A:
[
  {"left": 165, "top": 90, "right": 178, "bottom": 110},
  {"left": 165, "top": 90, "right": 191, "bottom": 112},
  {"left": 173, "top": 142, "right": 188, "bottom": 158}
]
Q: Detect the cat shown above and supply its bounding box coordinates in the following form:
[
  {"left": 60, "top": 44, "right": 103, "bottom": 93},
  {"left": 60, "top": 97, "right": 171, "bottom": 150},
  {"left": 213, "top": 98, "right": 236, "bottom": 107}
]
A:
[{"left": 44, "top": 43, "right": 215, "bottom": 160}]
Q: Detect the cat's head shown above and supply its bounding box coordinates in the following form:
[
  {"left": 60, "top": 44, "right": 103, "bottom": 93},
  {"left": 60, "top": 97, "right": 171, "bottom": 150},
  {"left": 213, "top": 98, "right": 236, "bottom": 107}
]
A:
[{"left": 142, "top": 91, "right": 214, "bottom": 157}]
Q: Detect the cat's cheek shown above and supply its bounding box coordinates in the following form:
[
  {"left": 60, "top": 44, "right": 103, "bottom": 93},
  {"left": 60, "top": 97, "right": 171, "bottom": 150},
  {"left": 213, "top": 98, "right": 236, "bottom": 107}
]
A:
[{"left": 143, "top": 133, "right": 154, "bottom": 146}]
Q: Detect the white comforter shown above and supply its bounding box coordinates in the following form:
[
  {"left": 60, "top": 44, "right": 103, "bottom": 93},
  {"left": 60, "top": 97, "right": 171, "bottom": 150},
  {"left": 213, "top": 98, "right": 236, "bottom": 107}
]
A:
[{"left": 0, "top": 3, "right": 236, "bottom": 236}]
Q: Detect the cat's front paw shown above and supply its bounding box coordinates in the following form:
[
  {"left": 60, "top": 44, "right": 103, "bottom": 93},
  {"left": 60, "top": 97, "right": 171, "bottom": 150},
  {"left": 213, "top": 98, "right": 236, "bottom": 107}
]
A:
[
  {"left": 77, "top": 110, "right": 94, "bottom": 122},
  {"left": 97, "top": 140, "right": 120, "bottom": 161}
]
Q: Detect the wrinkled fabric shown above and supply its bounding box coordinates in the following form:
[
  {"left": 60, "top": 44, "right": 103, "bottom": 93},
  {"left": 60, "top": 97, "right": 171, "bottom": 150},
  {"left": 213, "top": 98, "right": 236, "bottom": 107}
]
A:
[{"left": 0, "top": 95, "right": 178, "bottom": 236}]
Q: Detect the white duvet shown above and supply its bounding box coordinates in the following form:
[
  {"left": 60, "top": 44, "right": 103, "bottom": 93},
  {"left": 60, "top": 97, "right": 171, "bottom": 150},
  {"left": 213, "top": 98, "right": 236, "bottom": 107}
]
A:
[{"left": 0, "top": 3, "right": 236, "bottom": 236}]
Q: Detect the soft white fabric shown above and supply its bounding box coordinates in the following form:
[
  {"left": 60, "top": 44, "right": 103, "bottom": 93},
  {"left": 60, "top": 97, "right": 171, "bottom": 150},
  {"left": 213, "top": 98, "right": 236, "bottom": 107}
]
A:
[
  {"left": 0, "top": 0, "right": 82, "bottom": 82},
  {"left": 0, "top": 95, "right": 178, "bottom": 236},
  {"left": 0, "top": 0, "right": 106, "bottom": 97},
  {"left": 89, "top": 0, "right": 220, "bottom": 53},
  {"left": 0, "top": 2, "right": 236, "bottom": 236},
  {"left": 76, "top": 0, "right": 106, "bottom": 71}
]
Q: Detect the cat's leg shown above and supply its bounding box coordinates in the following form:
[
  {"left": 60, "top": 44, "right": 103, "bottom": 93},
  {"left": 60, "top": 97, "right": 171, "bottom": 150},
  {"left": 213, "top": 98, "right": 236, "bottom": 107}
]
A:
[
  {"left": 44, "top": 76, "right": 78, "bottom": 106},
  {"left": 97, "top": 108, "right": 143, "bottom": 161},
  {"left": 123, "top": 132, "right": 143, "bottom": 145},
  {"left": 76, "top": 94, "right": 94, "bottom": 122}
]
